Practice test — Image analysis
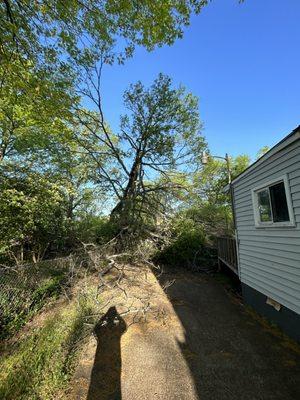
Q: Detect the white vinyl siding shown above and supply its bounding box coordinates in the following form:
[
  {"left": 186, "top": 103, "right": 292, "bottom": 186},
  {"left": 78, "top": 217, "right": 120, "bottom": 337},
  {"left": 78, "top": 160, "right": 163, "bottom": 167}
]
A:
[{"left": 233, "top": 138, "right": 300, "bottom": 315}]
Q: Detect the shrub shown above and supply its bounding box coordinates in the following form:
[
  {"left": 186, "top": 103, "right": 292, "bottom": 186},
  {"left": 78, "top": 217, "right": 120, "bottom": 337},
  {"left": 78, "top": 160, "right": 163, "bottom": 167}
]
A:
[
  {"left": 154, "top": 214, "right": 217, "bottom": 270},
  {"left": 74, "top": 214, "right": 118, "bottom": 245},
  {"left": 0, "top": 172, "right": 66, "bottom": 264},
  {"left": 95, "top": 218, "right": 119, "bottom": 244}
]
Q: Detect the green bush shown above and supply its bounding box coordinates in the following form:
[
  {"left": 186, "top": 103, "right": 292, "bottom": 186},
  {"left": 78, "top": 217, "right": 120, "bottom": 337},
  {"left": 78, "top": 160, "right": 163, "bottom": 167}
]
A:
[
  {"left": 154, "top": 215, "right": 217, "bottom": 270},
  {"left": 0, "top": 171, "right": 66, "bottom": 264},
  {"left": 74, "top": 214, "right": 118, "bottom": 245},
  {"left": 30, "top": 274, "right": 65, "bottom": 309}
]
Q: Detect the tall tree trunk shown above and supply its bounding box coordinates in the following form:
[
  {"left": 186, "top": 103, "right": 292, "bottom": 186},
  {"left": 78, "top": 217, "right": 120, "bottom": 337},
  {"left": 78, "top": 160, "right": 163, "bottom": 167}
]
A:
[{"left": 110, "top": 153, "right": 142, "bottom": 231}]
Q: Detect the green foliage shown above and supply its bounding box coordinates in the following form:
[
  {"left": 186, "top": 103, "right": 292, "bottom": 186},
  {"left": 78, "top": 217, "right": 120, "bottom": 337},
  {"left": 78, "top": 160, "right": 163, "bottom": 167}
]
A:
[
  {"left": 121, "top": 73, "right": 204, "bottom": 163},
  {"left": 47, "top": 142, "right": 101, "bottom": 221},
  {"left": 0, "top": 168, "right": 66, "bottom": 263},
  {"left": 155, "top": 214, "right": 216, "bottom": 269},
  {"left": 191, "top": 154, "right": 250, "bottom": 206},
  {"left": 0, "top": 0, "right": 213, "bottom": 260},
  {"left": 0, "top": 288, "right": 98, "bottom": 400},
  {"left": 30, "top": 274, "right": 65, "bottom": 307},
  {"left": 256, "top": 146, "right": 270, "bottom": 160},
  {"left": 0, "top": 58, "right": 74, "bottom": 163},
  {"left": 0, "top": 1, "right": 209, "bottom": 68},
  {"left": 74, "top": 214, "right": 118, "bottom": 244},
  {"left": 184, "top": 204, "right": 233, "bottom": 238},
  {"left": 0, "top": 266, "right": 67, "bottom": 339},
  {"left": 181, "top": 153, "right": 251, "bottom": 237},
  {"left": 106, "top": 73, "right": 205, "bottom": 232},
  {"left": 0, "top": 0, "right": 211, "bottom": 259},
  {"left": 95, "top": 218, "right": 119, "bottom": 244},
  {"left": 0, "top": 0, "right": 252, "bottom": 280}
]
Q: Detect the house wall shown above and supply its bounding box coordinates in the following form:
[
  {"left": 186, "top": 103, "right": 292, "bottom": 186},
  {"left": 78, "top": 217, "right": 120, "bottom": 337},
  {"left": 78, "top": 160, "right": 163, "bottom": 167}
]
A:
[{"left": 233, "top": 139, "right": 300, "bottom": 322}]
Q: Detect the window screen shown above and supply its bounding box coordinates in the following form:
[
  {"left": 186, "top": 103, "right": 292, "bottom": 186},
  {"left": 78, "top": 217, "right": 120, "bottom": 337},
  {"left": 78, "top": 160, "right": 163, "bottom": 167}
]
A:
[{"left": 269, "top": 181, "right": 290, "bottom": 222}]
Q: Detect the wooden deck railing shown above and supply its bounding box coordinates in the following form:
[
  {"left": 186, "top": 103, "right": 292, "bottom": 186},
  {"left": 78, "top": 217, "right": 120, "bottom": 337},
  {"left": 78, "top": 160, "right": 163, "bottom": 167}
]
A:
[{"left": 217, "top": 237, "right": 238, "bottom": 275}]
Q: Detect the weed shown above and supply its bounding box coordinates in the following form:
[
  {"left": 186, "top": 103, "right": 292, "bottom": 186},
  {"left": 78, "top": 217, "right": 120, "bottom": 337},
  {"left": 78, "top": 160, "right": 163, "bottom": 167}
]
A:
[
  {"left": 0, "top": 273, "right": 66, "bottom": 340},
  {"left": 0, "top": 287, "right": 98, "bottom": 400}
]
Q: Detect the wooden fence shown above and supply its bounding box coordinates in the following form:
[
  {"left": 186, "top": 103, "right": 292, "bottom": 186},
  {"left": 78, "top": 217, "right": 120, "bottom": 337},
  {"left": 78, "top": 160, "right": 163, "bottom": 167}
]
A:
[{"left": 217, "top": 237, "right": 238, "bottom": 275}]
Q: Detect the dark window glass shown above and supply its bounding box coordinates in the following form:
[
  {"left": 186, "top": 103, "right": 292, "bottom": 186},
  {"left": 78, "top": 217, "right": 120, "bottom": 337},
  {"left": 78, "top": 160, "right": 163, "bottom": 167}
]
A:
[
  {"left": 257, "top": 189, "right": 272, "bottom": 222},
  {"left": 269, "top": 181, "right": 290, "bottom": 222}
]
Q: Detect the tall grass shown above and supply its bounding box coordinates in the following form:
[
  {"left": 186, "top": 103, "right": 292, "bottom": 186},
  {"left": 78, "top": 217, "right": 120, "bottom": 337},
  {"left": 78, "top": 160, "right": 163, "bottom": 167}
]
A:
[
  {"left": 0, "top": 287, "right": 98, "bottom": 400},
  {"left": 0, "top": 272, "right": 66, "bottom": 339},
  {"left": 0, "top": 256, "right": 90, "bottom": 339}
]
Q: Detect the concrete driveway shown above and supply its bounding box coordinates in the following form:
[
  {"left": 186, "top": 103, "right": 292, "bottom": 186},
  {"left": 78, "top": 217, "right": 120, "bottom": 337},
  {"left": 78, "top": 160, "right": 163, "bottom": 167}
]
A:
[
  {"left": 159, "top": 270, "right": 300, "bottom": 400},
  {"left": 70, "top": 267, "right": 300, "bottom": 400}
]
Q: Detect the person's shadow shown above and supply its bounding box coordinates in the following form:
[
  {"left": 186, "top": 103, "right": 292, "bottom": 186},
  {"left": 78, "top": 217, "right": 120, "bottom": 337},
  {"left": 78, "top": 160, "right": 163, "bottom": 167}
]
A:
[{"left": 87, "top": 306, "right": 126, "bottom": 400}]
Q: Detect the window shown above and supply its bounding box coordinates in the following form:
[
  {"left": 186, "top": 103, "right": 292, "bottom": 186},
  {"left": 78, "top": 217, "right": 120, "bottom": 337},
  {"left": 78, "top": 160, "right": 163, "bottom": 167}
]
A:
[
  {"left": 269, "top": 181, "right": 290, "bottom": 222},
  {"left": 257, "top": 188, "right": 272, "bottom": 222},
  {"left": 252, "top": 176, "right": 295, "bottom": 227}
]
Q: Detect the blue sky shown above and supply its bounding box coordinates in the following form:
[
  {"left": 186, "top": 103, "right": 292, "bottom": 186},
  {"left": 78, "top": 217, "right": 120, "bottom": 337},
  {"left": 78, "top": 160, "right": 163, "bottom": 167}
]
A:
[{"left": 100, "top": 0, "right": 300, "bottom": 161}]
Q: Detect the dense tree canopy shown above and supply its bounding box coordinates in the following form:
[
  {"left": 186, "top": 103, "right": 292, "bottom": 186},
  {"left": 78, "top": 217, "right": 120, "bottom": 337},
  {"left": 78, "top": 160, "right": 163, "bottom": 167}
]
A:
[
  {"left": 0, "top": 0, "right": 252, "bottom": 264},
  {"left": 0, "top": 166, "right": 65, "bottom": 263},
  {"left": 0, "top": 59, "right": 74, "bottom": 162},
  {"left": 1, "top": 0, "right": 209, "bottom": 68}
]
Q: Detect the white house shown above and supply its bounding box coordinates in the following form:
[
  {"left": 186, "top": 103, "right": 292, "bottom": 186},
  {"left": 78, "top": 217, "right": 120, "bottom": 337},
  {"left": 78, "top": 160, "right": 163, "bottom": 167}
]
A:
[{"left": 221, "top": 125, "right": 300, "bottom": 341}]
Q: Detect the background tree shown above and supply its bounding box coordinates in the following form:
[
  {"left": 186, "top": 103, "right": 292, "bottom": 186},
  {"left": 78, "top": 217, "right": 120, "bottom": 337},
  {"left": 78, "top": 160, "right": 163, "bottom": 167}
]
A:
[
  {"left": 0, "top": 166, "right": 65, "bottom": 264},
  {"left": 76, "top": 73, "right": 205, "bottom": 235},
  {"left": 0, "top": 1, "right": 209, "bottom": 67},
  {"left": 256, "top": 146, "right": 270, "bottom": 160},
  {"left": 192, "top": 154, "right": 250, "bottom": 206},
  {"left": 155, "top": 153, "right": 251, "bottom": 269},
  {"left": 189, "top": 154, "right": 250, "bottom": 233},
  {"left": 0, "top": 1, "right": 252, "bottom": 265},
  {"left": 0, "top": 58, "right": 74, "bottom": 163}
]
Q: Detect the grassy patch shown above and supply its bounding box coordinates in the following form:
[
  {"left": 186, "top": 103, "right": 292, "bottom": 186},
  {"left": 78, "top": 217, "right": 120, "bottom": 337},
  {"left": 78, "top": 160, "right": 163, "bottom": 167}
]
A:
[
  {"left": 0, "top": 286, "right": 98, "bottom": 400},
  {"left": 0, "top": 272, "right": 66, "bottom": 340}
]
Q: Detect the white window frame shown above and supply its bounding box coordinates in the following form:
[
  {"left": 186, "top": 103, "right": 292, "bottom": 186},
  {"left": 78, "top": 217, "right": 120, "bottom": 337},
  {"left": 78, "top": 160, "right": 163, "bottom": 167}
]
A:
[{"left": 251, "top": 174, "right": 295, "bottom": 228}]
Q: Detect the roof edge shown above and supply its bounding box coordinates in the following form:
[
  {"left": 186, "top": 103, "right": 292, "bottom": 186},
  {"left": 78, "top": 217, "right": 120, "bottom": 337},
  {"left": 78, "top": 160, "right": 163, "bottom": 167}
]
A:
[{"left": 230, "top": 125, "right": 300, "bottom": 186}]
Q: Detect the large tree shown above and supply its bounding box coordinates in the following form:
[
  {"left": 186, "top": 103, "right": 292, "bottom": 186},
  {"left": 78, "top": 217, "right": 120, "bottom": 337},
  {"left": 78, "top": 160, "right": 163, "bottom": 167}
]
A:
[
  {"left": 76, "top": 73, "right": 205, "bottom": 233},
  {"left": 181, "top": 154, "right": 251, "bottom": 236},
  {"left": 0, "top": 0, "right": 214, "bottom": 256},
  {"left": 0, "top": 0, "right": 210, "bottom": 164},
  {"left": 193, "top": 154, "right": 251, "bottom": 206}
]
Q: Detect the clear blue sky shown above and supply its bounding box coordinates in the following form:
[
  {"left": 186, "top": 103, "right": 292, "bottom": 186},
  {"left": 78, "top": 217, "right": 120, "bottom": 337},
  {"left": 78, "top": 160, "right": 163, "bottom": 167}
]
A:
[{"left": 100, "top": 0, "right": 300, "bottom": 161}]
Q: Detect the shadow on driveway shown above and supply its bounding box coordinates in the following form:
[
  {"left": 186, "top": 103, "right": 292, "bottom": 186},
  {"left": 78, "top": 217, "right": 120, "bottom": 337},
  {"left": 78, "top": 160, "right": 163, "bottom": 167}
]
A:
[
  {"left": 87, "top": 306, "right": 126, "bottom": 400},
  {"left": 155, "top": 269, "right": 300, "bottom": 400}
]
